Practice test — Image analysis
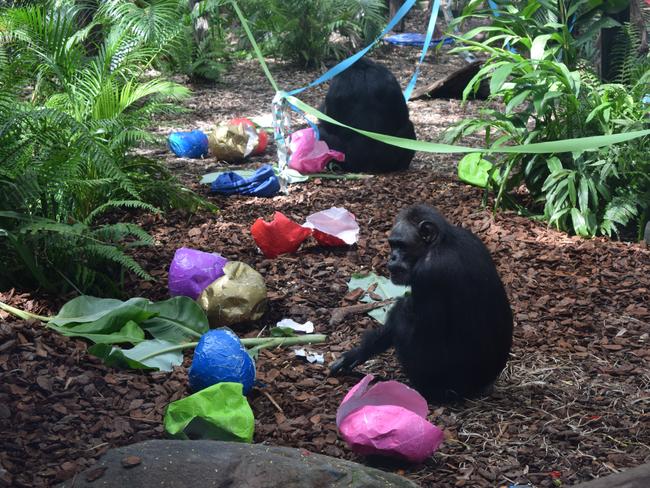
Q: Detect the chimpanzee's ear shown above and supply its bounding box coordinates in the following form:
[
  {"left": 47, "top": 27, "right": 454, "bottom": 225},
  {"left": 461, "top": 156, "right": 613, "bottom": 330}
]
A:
[{"left": 418, "top": 220, "right": 438, "bottom": 244}]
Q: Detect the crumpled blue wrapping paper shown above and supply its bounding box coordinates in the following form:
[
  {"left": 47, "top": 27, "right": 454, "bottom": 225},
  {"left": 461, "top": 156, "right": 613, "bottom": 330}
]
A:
[
  {"left": 189, "top": 328, "right": 256, "bottom": 394},
  {"left": 210, "top": 164, "right": 280, "bottom": 197}
]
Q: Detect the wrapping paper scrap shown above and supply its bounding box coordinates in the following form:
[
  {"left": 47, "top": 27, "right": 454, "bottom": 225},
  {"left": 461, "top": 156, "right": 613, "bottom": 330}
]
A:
[
  {"left": 168, "top": 248, "right": 228, "bottom": 300},
  {"left": 208, "top": 122, "right": 258, "bottom": 161},
  {"left": 336, "top": 374, "right": 444, "bottom": 463},
  {"left": 211, "top": 164, "right": 280, "bottom": 197},
  {"left": 250, "top": 207, "right": 358, "bottom": 258},
  {"left": 197, "top": 261, "right": 268, "bottom": 327},
  {"left": 293, "top": 348, "right": 324, "bottom": 364},
  {"left": 304, "top": 207, "right": 359, "bottom": 246},
  {"left": 164, "top": 382, "right": 254, "bottom": 442},
  {"left": 229, "top": 117, "right": 268, "bottom": 155},
  {"left": 288, "top": 127, "right": 345, "bottom": 174},
  {"left": 276, "top": 318, "right": 314, "bottom": 334},
  {"left": 251, "top": 212, "right": 312, "bottom": 258}
]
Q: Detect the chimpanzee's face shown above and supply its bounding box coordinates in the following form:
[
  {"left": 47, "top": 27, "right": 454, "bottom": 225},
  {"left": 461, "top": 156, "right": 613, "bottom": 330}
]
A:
[{"left": 387, "top": 219, "right": 428, "bottom": 286}]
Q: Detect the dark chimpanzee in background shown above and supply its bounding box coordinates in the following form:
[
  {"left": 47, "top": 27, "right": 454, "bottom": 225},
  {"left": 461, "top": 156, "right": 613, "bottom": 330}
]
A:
[
  {"left": 318, "top": 58, "right": 416, "bottom": 173},
  {"left": 330, "top": 204, "right": 513, "bottom": 402}
]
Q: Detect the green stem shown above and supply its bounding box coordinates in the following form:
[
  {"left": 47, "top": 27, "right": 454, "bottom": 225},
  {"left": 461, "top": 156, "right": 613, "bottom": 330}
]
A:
[
  {"left": 176, "top": 334, "right": 327, "bottom": 354},
  {"left": 0, "top": 301, "right": 51, "bottom": 322},
  {"left": 240, "top": 334, "right": 326, "bottom": 348}
]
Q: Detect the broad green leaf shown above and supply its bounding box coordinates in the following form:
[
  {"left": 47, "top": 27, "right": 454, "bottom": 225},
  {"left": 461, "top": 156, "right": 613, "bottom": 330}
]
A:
[
  {"left": 164, "top": 383, "right": 254, "bottom": 442},
  {"left": 567, "top": 173, "right": 577, "bottom": 206},
  {"left": 49, "top": 296, "right": 150, "bottom": 326},
  {"left": 571, "top": 208, "right": 590, "bottom": 237},
  {"left": 546, "top": 156, "right": 563, "bottom": 174},
  {"left": 458, "top": 153, "right": 494, "bottom": 188},
  {"left": 505, "top": 90, "right": 531, "bottom": 113},
  {"left": 89, "top": 339, "right": 183, "bottom": 371},
  {"left": 530, "top": 34, "right": 552, "bottom": 61},
  {"left": 48, "top": 320, "right": 145, "bottom": 344},
  {"left": 49, "top": 297, "right": 156, "bottom": 335},
  {"left": 578, "top": 177, "right": 590, "bottom": 213},
  {"left": 490, "top": 64, "right": 513, "bottom": 94},
  {"left": 141, "top": 296, "right": 209, "bottom": 343}
]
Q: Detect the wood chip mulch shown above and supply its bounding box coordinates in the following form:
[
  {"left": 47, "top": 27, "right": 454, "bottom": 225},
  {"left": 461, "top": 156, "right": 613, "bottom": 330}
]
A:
[{"left": 1, "top": 171, "right": 649, "bottom": 488}]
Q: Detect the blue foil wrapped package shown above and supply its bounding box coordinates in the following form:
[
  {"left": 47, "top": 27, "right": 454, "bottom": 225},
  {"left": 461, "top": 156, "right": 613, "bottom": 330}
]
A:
[
  {"left": 168, "top": 130, "right": 210, "bottom": 158},
  {"left": 189, "top": 328, "right": 256, "bottom": 394},
  {"left": 210, "top": 164, "right": 280, "bottom": 197}
]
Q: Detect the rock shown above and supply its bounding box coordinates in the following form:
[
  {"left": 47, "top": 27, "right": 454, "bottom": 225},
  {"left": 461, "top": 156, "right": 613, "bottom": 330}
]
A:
[
  {"left": 59, "top": 440, "right": 419, "bottom": 488},
  {"left": 644, "top": 221, "right": 650, "bottom": 245},
  {"left": 572, "top": 463, "right": 650, "bottom": 488}
]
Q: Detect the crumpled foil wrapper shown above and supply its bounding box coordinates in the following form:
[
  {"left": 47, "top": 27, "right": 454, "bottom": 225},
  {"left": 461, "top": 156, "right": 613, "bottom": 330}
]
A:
[
  {"left": 208, "top": 123, "right": 258, "bottom": 161},
  {"left": 197, "top": 261, "right": 268, "bottom": 327}
]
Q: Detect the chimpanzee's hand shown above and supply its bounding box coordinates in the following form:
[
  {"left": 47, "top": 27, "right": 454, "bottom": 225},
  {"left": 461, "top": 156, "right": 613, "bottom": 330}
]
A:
[{"left": 329, "top": 350, "right": 360, "bottom": 375}]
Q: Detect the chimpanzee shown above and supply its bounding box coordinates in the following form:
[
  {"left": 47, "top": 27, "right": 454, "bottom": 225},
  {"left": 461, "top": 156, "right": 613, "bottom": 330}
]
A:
[
  {"left": 318, "top": 58, "right": 416, "bottom": 173},
  {"left": 330, "top": 204, "right": 513, "bottom": 402}
]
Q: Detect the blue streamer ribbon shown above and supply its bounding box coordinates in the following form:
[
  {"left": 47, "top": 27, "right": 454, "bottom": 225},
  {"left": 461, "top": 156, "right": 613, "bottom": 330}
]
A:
[
  {"left": 287, "top": 0, "right": 417, "bottom": 96},
  {"left": 403, "top": 0, "right": 441, "bottom": 100}
]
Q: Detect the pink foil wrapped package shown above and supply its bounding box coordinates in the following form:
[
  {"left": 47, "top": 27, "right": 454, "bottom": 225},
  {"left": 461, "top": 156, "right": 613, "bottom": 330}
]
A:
[
  {"left": 168, "top": 248, "right": 228, "bottom": 299},
  {"left": 288, "top": 128, "right": 345, "bottom": 174},
  {"left": 303, "top": 207, "right": 359, "bottom": 247},
  {"left": 336, "top": 375, "right": 444, "bottom": 463}
]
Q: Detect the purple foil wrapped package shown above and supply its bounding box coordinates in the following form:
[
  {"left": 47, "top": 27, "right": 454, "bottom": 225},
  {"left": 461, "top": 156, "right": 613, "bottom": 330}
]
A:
[{"left": 168, "top": 248, "right": 228, "bottom": 299}]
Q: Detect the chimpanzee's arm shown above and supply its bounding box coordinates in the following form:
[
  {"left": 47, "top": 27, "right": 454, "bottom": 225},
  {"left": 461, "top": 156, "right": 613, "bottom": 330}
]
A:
[{"left": 329, "top": 298, "right": 406, "bottom": 375}]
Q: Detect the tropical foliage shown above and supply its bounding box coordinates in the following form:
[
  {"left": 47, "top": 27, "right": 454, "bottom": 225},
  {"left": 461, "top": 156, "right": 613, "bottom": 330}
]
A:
[
  {"left": 446, "top": 0, "right": 650, "bottom": 238},
  {"left": 0, "top": 1, "right": 209, "bottom": 294},
  {"left": 242, "top": 0, "right": 387, "bottom": 67}
]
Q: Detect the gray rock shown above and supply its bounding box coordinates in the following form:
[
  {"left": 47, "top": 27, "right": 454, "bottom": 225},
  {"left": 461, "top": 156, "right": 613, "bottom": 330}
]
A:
[
  {"left": 572, "top": 462, "right": 650, "bottom": 488},
  {"left": 59, "top": 440, "right": 419, "bottom": 488},
  {"left": 644, "top": 221, "right": 650, "bottom": 245}
]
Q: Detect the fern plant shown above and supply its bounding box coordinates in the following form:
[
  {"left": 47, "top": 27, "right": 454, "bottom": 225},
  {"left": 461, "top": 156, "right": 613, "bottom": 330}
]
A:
[{"left": 0, "top": 3, "right": 212, "bottom": 293}]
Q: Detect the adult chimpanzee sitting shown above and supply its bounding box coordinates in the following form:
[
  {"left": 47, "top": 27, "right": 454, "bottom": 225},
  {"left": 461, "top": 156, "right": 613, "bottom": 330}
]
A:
[
  {"left": 318, "top": 58, "right": 416, "bottom": 173},
  {"left": 330, "top": 204, "right": 513, "bottom": 401}
]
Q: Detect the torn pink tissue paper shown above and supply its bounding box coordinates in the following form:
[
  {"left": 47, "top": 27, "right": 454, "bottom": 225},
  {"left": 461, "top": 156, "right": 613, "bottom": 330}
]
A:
[
  {"left": 303, "top": 207, "right": 359, "bottom": 247},
  {"left": 336, "top": 375, "right": 444, "bottom": 463},
  {"left": 287, "top": 128, "right": 345, "bottom": 174}
]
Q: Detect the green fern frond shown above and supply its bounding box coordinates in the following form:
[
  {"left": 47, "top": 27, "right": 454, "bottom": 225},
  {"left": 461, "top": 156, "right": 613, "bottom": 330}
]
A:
[
  {"left": 84, "top": 199, "right": 160, "bottom": 224},
  {"left": 84, "top": 243, "right": 153, "bottom": 280}
]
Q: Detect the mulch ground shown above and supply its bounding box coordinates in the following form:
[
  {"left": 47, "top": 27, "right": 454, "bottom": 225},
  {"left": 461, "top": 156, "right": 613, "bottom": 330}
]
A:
[{"left": 1, "top": 12, "right": 649, "bottom": 488}]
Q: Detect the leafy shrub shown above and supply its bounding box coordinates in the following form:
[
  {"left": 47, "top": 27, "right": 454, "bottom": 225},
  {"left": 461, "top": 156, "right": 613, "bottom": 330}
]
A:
[
  {"left": 243, "top": 0, "right": 386, "bottom": 67},
  {"left": 0, "top": 2, "right": 211, "bottom": 294},
  {"left": 446, "top": 0, "right": 650, "bottom": 238}
]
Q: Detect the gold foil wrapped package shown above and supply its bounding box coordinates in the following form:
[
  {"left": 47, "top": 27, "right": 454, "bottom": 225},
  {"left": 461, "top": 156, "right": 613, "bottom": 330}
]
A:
[
  {"left": 208, "top": 122, "right": 259, "bottom": 161},
  {"left": 197, "top": 261, "right": 268, "bottom": 327}
]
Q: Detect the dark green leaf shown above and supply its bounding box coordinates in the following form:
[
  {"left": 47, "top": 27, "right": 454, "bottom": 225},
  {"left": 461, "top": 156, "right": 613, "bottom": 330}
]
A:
[
  {"left": 270, "top": 327, "right": 297, "bottom": 337},
  {"left": 48, "top": 320, "right": 145, "bottom": 344},
  {"left": 141, "top": 296, "right": 209, "bottom": 343},
  {"left": 88, "top": 339, "right": 183, "bottom": 371}
]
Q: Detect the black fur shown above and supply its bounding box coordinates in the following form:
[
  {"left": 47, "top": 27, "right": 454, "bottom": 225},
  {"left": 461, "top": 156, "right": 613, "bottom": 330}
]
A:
[
  {"left": 318, "top": 58, "right": 416, "bottom": 173},
  {"left": 330, "top": 204, "right": 513, "bottom": 402}
]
